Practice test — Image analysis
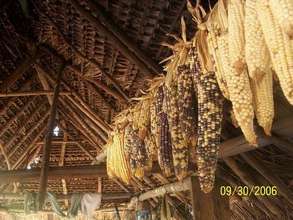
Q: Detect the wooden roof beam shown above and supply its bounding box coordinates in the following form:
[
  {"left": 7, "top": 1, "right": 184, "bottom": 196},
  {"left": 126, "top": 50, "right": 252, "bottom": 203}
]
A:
[
  {"left": 219, "top": 116, "right": 293, "bottom": 158},
  {"left": 71, "top": 0, "right": 161, "bottom": 76},
  {"left": 58, "top": 107, "right": 101, "bottom": 147},
  {"left": 6, "top": 103, "right": 49, "bottom": 157},
  {"left": 59, "top": 99, "right": 105, "bottom": 146},
  {"left": 40, "top": 65, "right": 112, "bottom": 133},
  {"left": 0, "top": 91, "right": 71, "bottom": 97},
  {"left": 0, "top": 164, "right": 108, "bottom": 183},
  {"left": 0, "top": 143, "right": 10, "bottom": 170}
]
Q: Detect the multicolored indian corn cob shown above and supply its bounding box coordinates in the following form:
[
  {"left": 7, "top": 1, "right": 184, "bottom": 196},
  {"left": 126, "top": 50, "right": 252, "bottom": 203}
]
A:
[
  {"left": 154, "top": 86, "right": 174, "bottom": 177},
  {"left": 164, "top": 83, "right": 189, "bottom": 181},
  {"left": 177, "top": 64, "right": 197, "bottom": 149},
  {"left": 190, "top": 47, "right": 224, "bottom": 193},
  {"left": 124, "top": 124, "right": 150, "bottom": 179}
]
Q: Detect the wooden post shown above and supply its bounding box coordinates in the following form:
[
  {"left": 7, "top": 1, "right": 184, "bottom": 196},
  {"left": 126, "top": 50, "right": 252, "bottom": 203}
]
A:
[
  {"left": 190, "top": 176, "right": 215, "bottom": 220},
  {"left": 38, "top": 63, "right": 65, "bottom": 209}
]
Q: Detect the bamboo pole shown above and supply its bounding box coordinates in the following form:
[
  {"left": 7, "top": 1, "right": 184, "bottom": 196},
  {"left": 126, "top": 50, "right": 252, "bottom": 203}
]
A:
[
  {"left": 0, "top": 91, "right": 70, "bottom": 97},
  {"left": 38, "top": 63, "right": 65, "bottom": 209}
]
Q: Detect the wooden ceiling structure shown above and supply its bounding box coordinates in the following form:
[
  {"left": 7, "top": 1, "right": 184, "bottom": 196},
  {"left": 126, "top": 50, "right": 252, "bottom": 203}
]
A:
[{"left": 0, "top": 0, "right": 292, "bottom": 219}]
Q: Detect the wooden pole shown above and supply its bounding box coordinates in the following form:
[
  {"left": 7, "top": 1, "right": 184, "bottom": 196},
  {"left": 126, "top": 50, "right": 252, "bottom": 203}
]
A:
[
  {"left": 0, "top": 165, "right": 108, "bottom": 183},
  {"left": 38, "top": 63, "right": 65, "bottom": 209},
  {"left": 0, "top": 91, "right": 70, "bottom": 97},
  {"left": 190, "top": 176, "right": 215, "bottom": 220}
]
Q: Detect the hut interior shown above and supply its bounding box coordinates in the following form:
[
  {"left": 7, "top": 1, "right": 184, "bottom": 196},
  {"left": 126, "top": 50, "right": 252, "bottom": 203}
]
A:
[{"left": 0, "top": 0, "right": 292, "bottom": 219}]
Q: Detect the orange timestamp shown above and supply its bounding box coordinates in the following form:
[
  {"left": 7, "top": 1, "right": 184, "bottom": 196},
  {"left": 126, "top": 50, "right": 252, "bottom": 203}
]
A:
[{"left": 219, "top": 185, "right": 278, "bottom": 197}]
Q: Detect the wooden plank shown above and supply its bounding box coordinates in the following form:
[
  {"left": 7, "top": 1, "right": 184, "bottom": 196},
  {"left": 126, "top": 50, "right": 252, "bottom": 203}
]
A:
[
  {"left": 0, "top": 165, "right": 108, "bottom": 183},
  {"left": 219, "top": 116, "right": 293, "bottom": 158},
  {"left": 38, "top": 63, "right": 65, "bottom": 209},
  {"left": 190, "top": 176, "right": 215, "bottom": 220},
  {"left": 0, "top": 91, "right": 70, "bottom": 97}
]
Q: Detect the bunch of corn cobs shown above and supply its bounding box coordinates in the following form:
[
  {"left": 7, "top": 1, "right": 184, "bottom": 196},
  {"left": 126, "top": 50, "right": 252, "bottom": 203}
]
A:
[{"left": 106, "top": 0, "right": 293, "bottom": 193}]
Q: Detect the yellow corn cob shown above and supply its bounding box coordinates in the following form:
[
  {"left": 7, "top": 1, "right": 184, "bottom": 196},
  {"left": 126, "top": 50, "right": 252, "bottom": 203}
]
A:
[
  {"left": 251, "top": 70, "right": 274, "bottom": 135},
  {"left": 218, "top": 34, "right": 257, "bottom": 144},
  {"left": 245, "top": 0, "right": 275, "bottom": 135},
  {"left": 228, "top": 0, "right": 246, "bottom": 75},
  {"left": 257, "top": 0, "right": 293, "bottom": 105},
  {"left": 245, "top": 0, "right": 269, "bottom": 80},
  {"left": 206, "top": 3, "right": 230, "bottom": 99},
  {"left": 269, "top": 0, "right": 293, "bottom": 39}
]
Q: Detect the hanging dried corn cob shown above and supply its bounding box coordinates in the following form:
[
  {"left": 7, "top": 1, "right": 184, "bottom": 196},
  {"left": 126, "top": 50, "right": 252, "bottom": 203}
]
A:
[
  {"left": 106, "top": 130, "right": 131, "bottom": 184},
  {"left": 228, "top": 0, "right": 246, "bottom": 75},
  {"left": 177, "top": 64, "right": 197, "bottom": 153},
  {"left": 189, "top": 46, "right": 224, "bottom": 193},
  {"left": 124, "top": 123, "right": 151, "bottom": 179},
  {"left": 164, "top": 83, "right": 189, "bottom": 180},
  {"left": 257, "top": 0, "right": 293, "bottom": 105},
  {"left": 202, "top": 2, "right": 230, "bottom": 99},
  {"left": 245, "top": 0, "right": 274, "bottom": 135},
  {"left": 269, "top": 0, "right": 293, "bottom": 39},
  {"left": 154, "top": 86, "right": 174, "bottom": 177},
  {"left": 206, "top": 0, "right": 257, "bottom": 144}
]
